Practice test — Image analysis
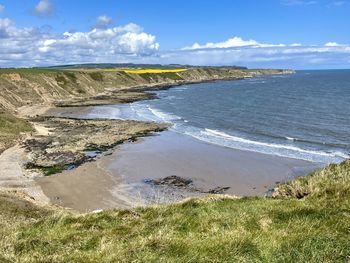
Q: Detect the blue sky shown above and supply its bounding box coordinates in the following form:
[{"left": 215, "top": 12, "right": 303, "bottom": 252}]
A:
[{"left": 0, "top": 0, "right": 350, "bottom": 69}]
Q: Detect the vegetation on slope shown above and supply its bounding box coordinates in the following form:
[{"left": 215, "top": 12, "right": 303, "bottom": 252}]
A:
[
  {"left": 273, "top": 160, "right": 350, "bottom": 209},
  {"left": 122, "top": 68, "right": 187, "bottom": 74},
  {"left": 0, "top": 111, "right": 33, "bottom": 154},
  {"left": 0, "top": 67, "right": 291, "bottom": 113},
  {"left": 0, "top": 160, "right": 349, "bottom": 262}
]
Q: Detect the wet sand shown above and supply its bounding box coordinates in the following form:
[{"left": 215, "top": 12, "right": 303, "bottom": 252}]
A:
[
  {"left": 36, "top": 129, "right": 323, "bottom": 212},
  {"left": 105, "top": 131, "right": 323, "bottom": 196},
  {"left": 33, "top": 105, "right": 324, "bottom": 211},
  {"left": 36, "top": 156, "right": 144, "bottom": 212},
  {"left": 44, "top": 106, "right": 94, "bottom": 119}
]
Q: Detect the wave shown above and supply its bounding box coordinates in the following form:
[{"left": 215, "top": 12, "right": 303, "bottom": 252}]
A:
[
  {"left": 285, "top": 136, "right": 296, "bottom": 141},
  {"left": 240, "top": 129, "right": 348, "bottom": 149},
  {"left": 200, "top": 129, "right": 349, "bottom": 163},
  {"left": 128, "top": 103, "right": 349, "bottom": 164},
  {"left": 129, "top": 103, "right": 182, "bottom": 123},
  {"left": 146, "top": 106, "right": 181, "bottom": 122}
]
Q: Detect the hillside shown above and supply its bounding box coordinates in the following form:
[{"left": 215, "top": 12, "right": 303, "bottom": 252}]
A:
[
  {"left": 0, "top": 67, "right": 293, "bottom": 112},
  {"left": 0, "top": 159, "right": 349, "bottom": 262},
  {"left": 0, "top": 67, "right": 293, "bottom": 154},
  {"left": 2, "top": 66, "right": 347, "bottom": 262}
]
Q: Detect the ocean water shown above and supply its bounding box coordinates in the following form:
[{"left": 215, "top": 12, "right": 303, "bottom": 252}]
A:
[{"left": 88, "top": 70, "right": 350, "bottom": 163}]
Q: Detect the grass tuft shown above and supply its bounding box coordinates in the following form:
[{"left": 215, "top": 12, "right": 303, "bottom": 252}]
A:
[
  {"left": 0, "top": 157, "right": 349, "bottom": 262},
  {"left": 273, "top": 159, "right": 350, "bottom": 208},
  {"left": 0, "top": 193, "right": 348, "bottom": 262},
  {"left": 0, "top": 111, "right": 33, "bottom": 154}
]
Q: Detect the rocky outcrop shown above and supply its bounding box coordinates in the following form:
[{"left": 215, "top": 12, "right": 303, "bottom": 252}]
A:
[
  {"left": 22, "top": 117, "right": 167, "bottom": 175},
  {"left": 146, "top": 175, "right": 231, "bottom": 195}
]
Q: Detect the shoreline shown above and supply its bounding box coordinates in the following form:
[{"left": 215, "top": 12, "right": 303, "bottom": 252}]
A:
[
  {"left": 1, "top": 69, "right": 306, "bottom": 211},
  {"left": 104, "top": 131, "right": 322, "bottom": 196},
  {"left": 34, "top": 128, "right": 323, "bottom": 212}
]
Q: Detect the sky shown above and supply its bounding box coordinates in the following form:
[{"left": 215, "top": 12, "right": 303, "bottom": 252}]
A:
[{"left": 0, "top": 0, "right": 350, "bottom": 69}]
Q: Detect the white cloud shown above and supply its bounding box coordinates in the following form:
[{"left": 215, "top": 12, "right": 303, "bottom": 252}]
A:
[
  {"left": 0, "top": 18, "right": 159, "bottom": 67},
  {"left": 159, "top": 37, "right": 350, "bottom": 69},
  {"left": 155, "top": 44, "right": 350, "bottom": 69},
  {"left": 0, "top": 17, "right": 349, "bottom": 69},
  {"left": 0, "top": 4, "right": 5, "bottom": 14},
  {"left": 325, "top": 42, "right": 340, "bottom": 46},
  {"left": 183, "top": 37, "right": 287, "bottom": 50},
  {"left": 34, "top": 0, "right": 54, "bottom": 17},
  {"left": 95, "top": 15, "right": 113, "bottom": 29},
  {"left": 183, "top": 37, "right": 259, "bottom": 50}
]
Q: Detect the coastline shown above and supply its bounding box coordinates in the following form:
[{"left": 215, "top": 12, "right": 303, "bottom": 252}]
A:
[
  {"left": 108, "top": 131, "right": 323, "bottom": 197},
  {"left": 0, "top": 69, "right": 302, "bottom": 210},
  {"left": 34, "top": 127, "right": 323, "bottom": 212},
  {"left": 1, "top": 69, "right": 349, "bottom": 261}
]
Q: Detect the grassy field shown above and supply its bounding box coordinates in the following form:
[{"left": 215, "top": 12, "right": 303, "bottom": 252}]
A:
[
  {"left": 0, "top": 68, "right": 59, "bottom": 74},
  {"left": 121, "top": 68, "right": 188, "bottom": 74},
  {"left": 0, "top": 160, "right": 349, "bottom": 262},
  {"left": 0, "top": 111, "right": 33, "bottom": 154}
]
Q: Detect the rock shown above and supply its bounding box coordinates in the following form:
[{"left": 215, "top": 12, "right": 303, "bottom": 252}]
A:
[
  {"left": 206, "top": 186, "right": 230, "bottom": 194},
  {"left": 146, "top": 175, "right": 193, "bottom": 188},
  {"left": 22, "top": 117, "right": 166, "bottom": 175},
  {"left": 146, "top": 175, "right": 230, "bottom": 195}
]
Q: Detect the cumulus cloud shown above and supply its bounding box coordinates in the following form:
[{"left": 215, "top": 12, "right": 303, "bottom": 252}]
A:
[
  {"left": 325, "top": 42, "right": 340, "bottom": 46},
  {"left": 182, "top": 37, "right": 286, "bottom": 50},
  {"left": 0, "top": 4, "right": 5, "bottom": 14},
  {"left": 0, "top": 18, "right": 349, "bottom": 69},
  {"left": 157, "top": 44, "right": 350, "bottom": 69},
  {"left": 0, "top": 18, "right": 159, "bottom": 67},
  {"left": 95, "top": 15, "right": 113, "bottom": 29},
  {"left": 160, "top": 36, "right": 350, "bottom": 69},
  {"left": 34, "top": 0, "right": 54, "bottom": 17}
]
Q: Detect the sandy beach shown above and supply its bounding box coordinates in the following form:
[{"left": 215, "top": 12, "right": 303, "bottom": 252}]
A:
[
  {"left": 107, "top": 131, "right": 322, "bottom": 196},
  {"left": 35, "top": 126, "right": 322, "bottom": 211},
  {"left": 35, "top": 157, "right": 139, "bottom": 212}
]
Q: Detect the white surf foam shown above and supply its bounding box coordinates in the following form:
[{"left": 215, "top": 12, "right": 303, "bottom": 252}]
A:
[
  {"left": 285, "top": 136, "right": 296, "bottom": 141},
  {"left": 128, "top": 103, "right": 349, "bottom": 164},
  {"left": 146, "top": 106, "right": 181, "bottom": 122},
  {"left": 197, "top": 129, "right": 349, "bottom": 163}
]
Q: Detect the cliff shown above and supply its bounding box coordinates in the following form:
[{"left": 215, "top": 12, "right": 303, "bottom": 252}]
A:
[{"left": 0, "top": 68, "right": 294, "bottom": 113}]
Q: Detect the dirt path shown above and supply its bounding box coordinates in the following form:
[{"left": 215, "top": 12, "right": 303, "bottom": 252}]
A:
[{"left": 0, "top": 144, "right": 49, "bottom": 204}]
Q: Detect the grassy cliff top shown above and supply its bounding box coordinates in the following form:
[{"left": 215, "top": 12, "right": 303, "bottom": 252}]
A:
[{"left": 1, "top": 160, "right": 349, "bottom": 262}]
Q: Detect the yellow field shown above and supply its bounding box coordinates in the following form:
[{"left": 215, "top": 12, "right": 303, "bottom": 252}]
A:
[{"left": 122, "top": 68, "right": 187, "bottom": 74}]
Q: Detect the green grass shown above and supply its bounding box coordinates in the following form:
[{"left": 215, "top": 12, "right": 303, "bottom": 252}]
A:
[
  {"left": 88, "top": 72, "right": 104, "bottom": 81},
  {"left": 139, "top": 73, "right": 153, "bottom": 82},
  {"left": 55, "top": 74, "right": 69, "bottom": 86},
  {"left": 63, "top": 72, "right": 78, "bottom": 83},
  {"left": 0, "top": 111, "right": 33, "bottom": 153},
  {"left": 41, "top": 166, "right": 65, "bottom": 176},
  {"left": 158, "top": 72, "right": 184, "bottom": 80},
  {"left": 273, "top": 160, "right": 350, "bottom": 209},
  {"left": 0, "top": 160, "right": 349, "bottom": 262},
  {"left": 0, "top": 68, "right": 59, "bottom": 74}
]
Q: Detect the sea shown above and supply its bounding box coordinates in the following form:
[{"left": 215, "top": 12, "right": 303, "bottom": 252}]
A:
[{"left": 87, "top": 70, "right": 350, "bottom": 164}]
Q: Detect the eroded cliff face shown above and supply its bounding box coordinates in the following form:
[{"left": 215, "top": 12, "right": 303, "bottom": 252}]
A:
[
  {"left": 0, "top": 67, "right": 294, "bottom": 153},
  {"left": 0, "top": 68, "right": 294, "bottom": 113}
]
